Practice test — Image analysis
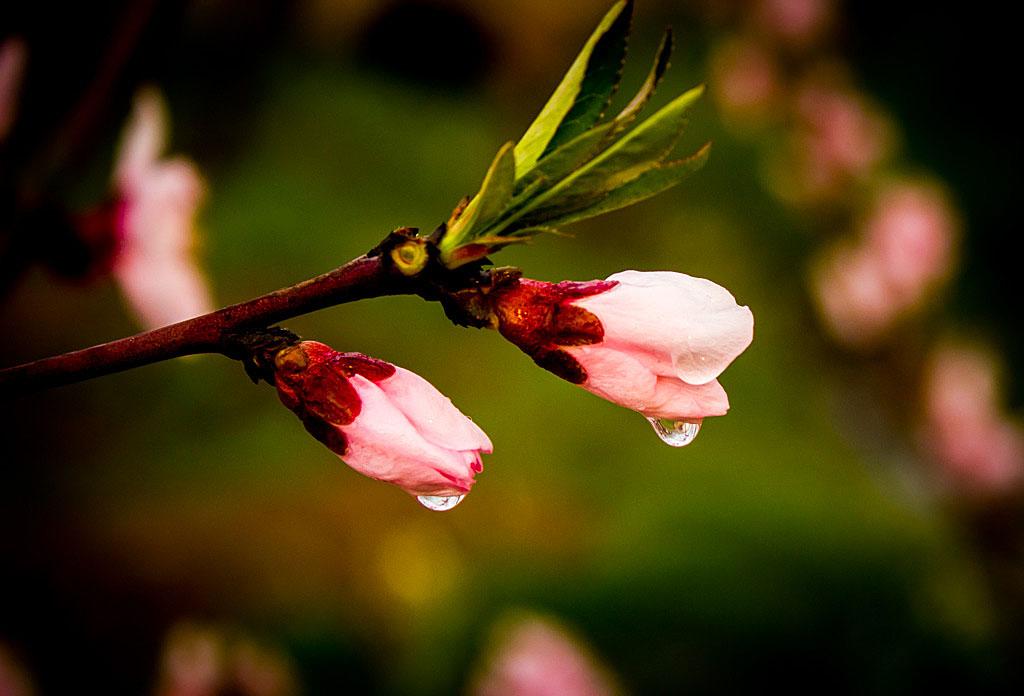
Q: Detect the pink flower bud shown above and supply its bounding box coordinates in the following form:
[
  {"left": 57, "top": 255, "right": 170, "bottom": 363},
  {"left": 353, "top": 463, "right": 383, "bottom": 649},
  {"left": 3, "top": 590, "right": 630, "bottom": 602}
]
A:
[
  {"left": 110, "top": 89, "right": 214, "bottom": 329},
  {"left": 491, "top": 271, "right": 754, "bottom": 429},
  {"left": 272, "top": 341, "right": 492, "bottom": 505}
]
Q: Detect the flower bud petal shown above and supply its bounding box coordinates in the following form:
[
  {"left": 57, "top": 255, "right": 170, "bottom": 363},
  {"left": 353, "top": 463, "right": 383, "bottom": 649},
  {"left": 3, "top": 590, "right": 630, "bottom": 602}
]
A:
[
  {"left": 111, "top": 90, "right": 214, "bottom": 329},
  {"left": 573, "top": 270, "right": 754, "bottom": 385},
  {"left": 645, "top": 376, "right": 730, "bottom": 419},
  {"left": 564, "top": 344, "right": 658, "bottom": 413},
  {"left": 345, "top": 376, "right": 479, "bottom": 496},
  {"left": 568, "top": 344, "right": 730, "bottom": 419},
  {"left": 376, "top": 367, "right": 493, "bottom": 453}
]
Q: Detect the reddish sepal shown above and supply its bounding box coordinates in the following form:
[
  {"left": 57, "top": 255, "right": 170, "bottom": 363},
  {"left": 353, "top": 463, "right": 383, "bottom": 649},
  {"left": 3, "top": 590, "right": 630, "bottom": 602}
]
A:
[
  {"left": 272, "top": 342, "right": 393, "bottom": 437},
  {"left": 490, "top": 278, "right": 617, "bottom": 383}
]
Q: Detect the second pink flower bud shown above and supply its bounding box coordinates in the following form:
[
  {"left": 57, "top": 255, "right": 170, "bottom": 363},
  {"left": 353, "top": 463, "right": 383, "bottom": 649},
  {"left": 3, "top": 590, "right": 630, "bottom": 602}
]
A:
[{"left": 490, "top": 270, "right": 754, "bottom": 445}]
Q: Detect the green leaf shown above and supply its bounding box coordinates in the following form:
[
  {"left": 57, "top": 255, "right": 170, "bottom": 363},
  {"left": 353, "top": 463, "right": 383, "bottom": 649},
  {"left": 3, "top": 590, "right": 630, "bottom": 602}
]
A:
[
  {"left": 609, "top": 28, "right": 673, "bottom": 135},
  {"left": 435, "top": 4, "right": 711, "bottom": 268},
  {"left": 440, "top": 141, "right": 516, "bottom": 254},
  {"left": 514, "top": 122, "right": 614, "bottom": 195},
  {"left": 514, "top": 84, "right": 705, "bottom": 223},
  {"left": 547, "top": 142, "right": 710, "bottom": 227},
  {"left": 540, "top": 2, "right": 632, "bottom": 156},
  {"left": 491, "top": 176, "right": 549, "bottom": 233},
  {"left": 513, "top": 0, "right": 632, "bottom": 174}
]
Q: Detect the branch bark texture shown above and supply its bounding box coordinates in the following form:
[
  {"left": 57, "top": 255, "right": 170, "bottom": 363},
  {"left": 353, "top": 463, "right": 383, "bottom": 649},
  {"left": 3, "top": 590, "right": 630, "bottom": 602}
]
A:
[{"left": 1, "top": 250, "right": 414, "bottom": 394}]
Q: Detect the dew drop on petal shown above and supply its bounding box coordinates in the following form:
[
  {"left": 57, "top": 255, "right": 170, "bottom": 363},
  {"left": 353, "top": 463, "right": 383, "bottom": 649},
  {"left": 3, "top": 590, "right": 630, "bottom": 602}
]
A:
[
  {"left": 416, "top": 494, "right": 466, "bottom": 511},
  {"left": 646, "top": 417, "right": 702, "bottom": 447}
]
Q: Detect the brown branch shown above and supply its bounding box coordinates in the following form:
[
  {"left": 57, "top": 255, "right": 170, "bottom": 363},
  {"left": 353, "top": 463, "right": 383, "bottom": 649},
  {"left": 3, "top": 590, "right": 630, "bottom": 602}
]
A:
[{"left": 0, "top": 248, "right": 420, "bottom": 394}]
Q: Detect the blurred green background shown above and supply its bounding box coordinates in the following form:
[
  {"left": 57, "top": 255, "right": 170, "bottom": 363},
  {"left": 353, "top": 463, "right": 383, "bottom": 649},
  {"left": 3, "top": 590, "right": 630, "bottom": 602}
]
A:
[{"left": 2, "top": 1, "right": 1020, "bottom": 693}]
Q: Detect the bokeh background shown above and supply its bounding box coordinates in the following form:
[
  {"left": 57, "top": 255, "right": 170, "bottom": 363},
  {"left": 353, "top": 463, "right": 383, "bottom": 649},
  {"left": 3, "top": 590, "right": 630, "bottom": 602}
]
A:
[{"left": 2, "top": 1, "right": 1021, "bottom": 693}]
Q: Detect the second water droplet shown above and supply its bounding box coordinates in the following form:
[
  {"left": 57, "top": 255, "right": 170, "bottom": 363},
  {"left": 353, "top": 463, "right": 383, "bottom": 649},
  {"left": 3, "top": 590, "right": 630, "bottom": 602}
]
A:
[
  {"left": 416, "top": 494, "right": 466, "bottom": 511},
  {"left": 646, "top": 417, "right": 702, "bottom": 447}
]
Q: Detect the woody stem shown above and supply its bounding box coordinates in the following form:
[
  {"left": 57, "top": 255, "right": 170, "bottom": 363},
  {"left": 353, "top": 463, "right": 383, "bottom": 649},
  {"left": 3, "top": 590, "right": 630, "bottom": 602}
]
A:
[{"left": 0, "top": 250, "right": 420, "bottom": 394}]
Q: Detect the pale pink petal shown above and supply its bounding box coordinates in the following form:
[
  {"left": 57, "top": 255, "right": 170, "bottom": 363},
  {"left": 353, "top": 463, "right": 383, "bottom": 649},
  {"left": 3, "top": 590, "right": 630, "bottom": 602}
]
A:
[
  {"left": 375, "top": 366, "right": 493, "bottom": 453},
  {"left": 573, "top": 270, "right": 754, "bottom": 385},
  {"left": 114, "top": 159, "right": 213, "bottom": 328},
  {"left": 113, "top": 88, "right": 168, "bottom": 193},
  {"left": 644, "top": 376, "right": 730, "bottom": 420},
  {"left": 0, "top": 37, "right": 27, "bottom": 142},
  {"left": 567, "top": 343, "right": 658, "bottom": 413},
  {"left": 109, "top": 87, "right": 213, "bottom": 329},
  {"left": 114, "top": 254, "right": 213, "bottom": 329},
  {"left": 604, "top": 269, "right": 732, "bottom": 295},
  {"left": 120, "top": 159, "right": 204, "bottom": 253},
  {"left": 344, "top": 376, "right": 478, "bottom": 497}
]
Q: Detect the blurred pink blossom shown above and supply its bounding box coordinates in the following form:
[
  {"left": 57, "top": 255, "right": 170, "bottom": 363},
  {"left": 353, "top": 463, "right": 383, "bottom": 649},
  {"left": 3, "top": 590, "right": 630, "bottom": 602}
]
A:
[
  {"left": 0, "top": 37, "right": 27, "bottom": 142},
  {"left": 273, "top": 341, "right": 492, "bottom": 504},
  {"left": 920, "top": 343, "right": 1024, "bottom": 495},
  {"left": 155, "top": 622, "right": 298, "bottom": 696},
  {"left": 768, "top": 77, "right": 894, "bottom": 205},
  {"left": 472, "top": 614, "right": 619, "bottom": 696},
  {"left": 863, "top": 183, "right": 957, "bottom": 299},
  {"left": 111, "top": 89, "right": 214, "bottom": 329},
  {"left": 231, "top": 639, "right": 299, "bottom": 696},
  {"left": 753, "top": 0, "right": 834, "bottom": 48},
  {"left": 156, "top": 623, "right": 225, "bottom": 696},
  {"left": 811, "top": 180, "right": 957, "bottom": 347},
  {"left": 797, "top": 84, "right": 884, "bottom": 179},
  {"left": 709, "top": 37, "right": 783, "bottom": 131},
  {"left": 812, "top": 240, "right": 893, "bottom": 346}
]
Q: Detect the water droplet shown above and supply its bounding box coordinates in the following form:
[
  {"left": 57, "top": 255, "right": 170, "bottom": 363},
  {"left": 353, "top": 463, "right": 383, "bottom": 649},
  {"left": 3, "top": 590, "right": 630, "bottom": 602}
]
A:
[
  {"left": 646, "top": 417, "right": 702, "bottom": 447},
  {"left": 416, "top": 494, "right": 466, "bottom": 511}
]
